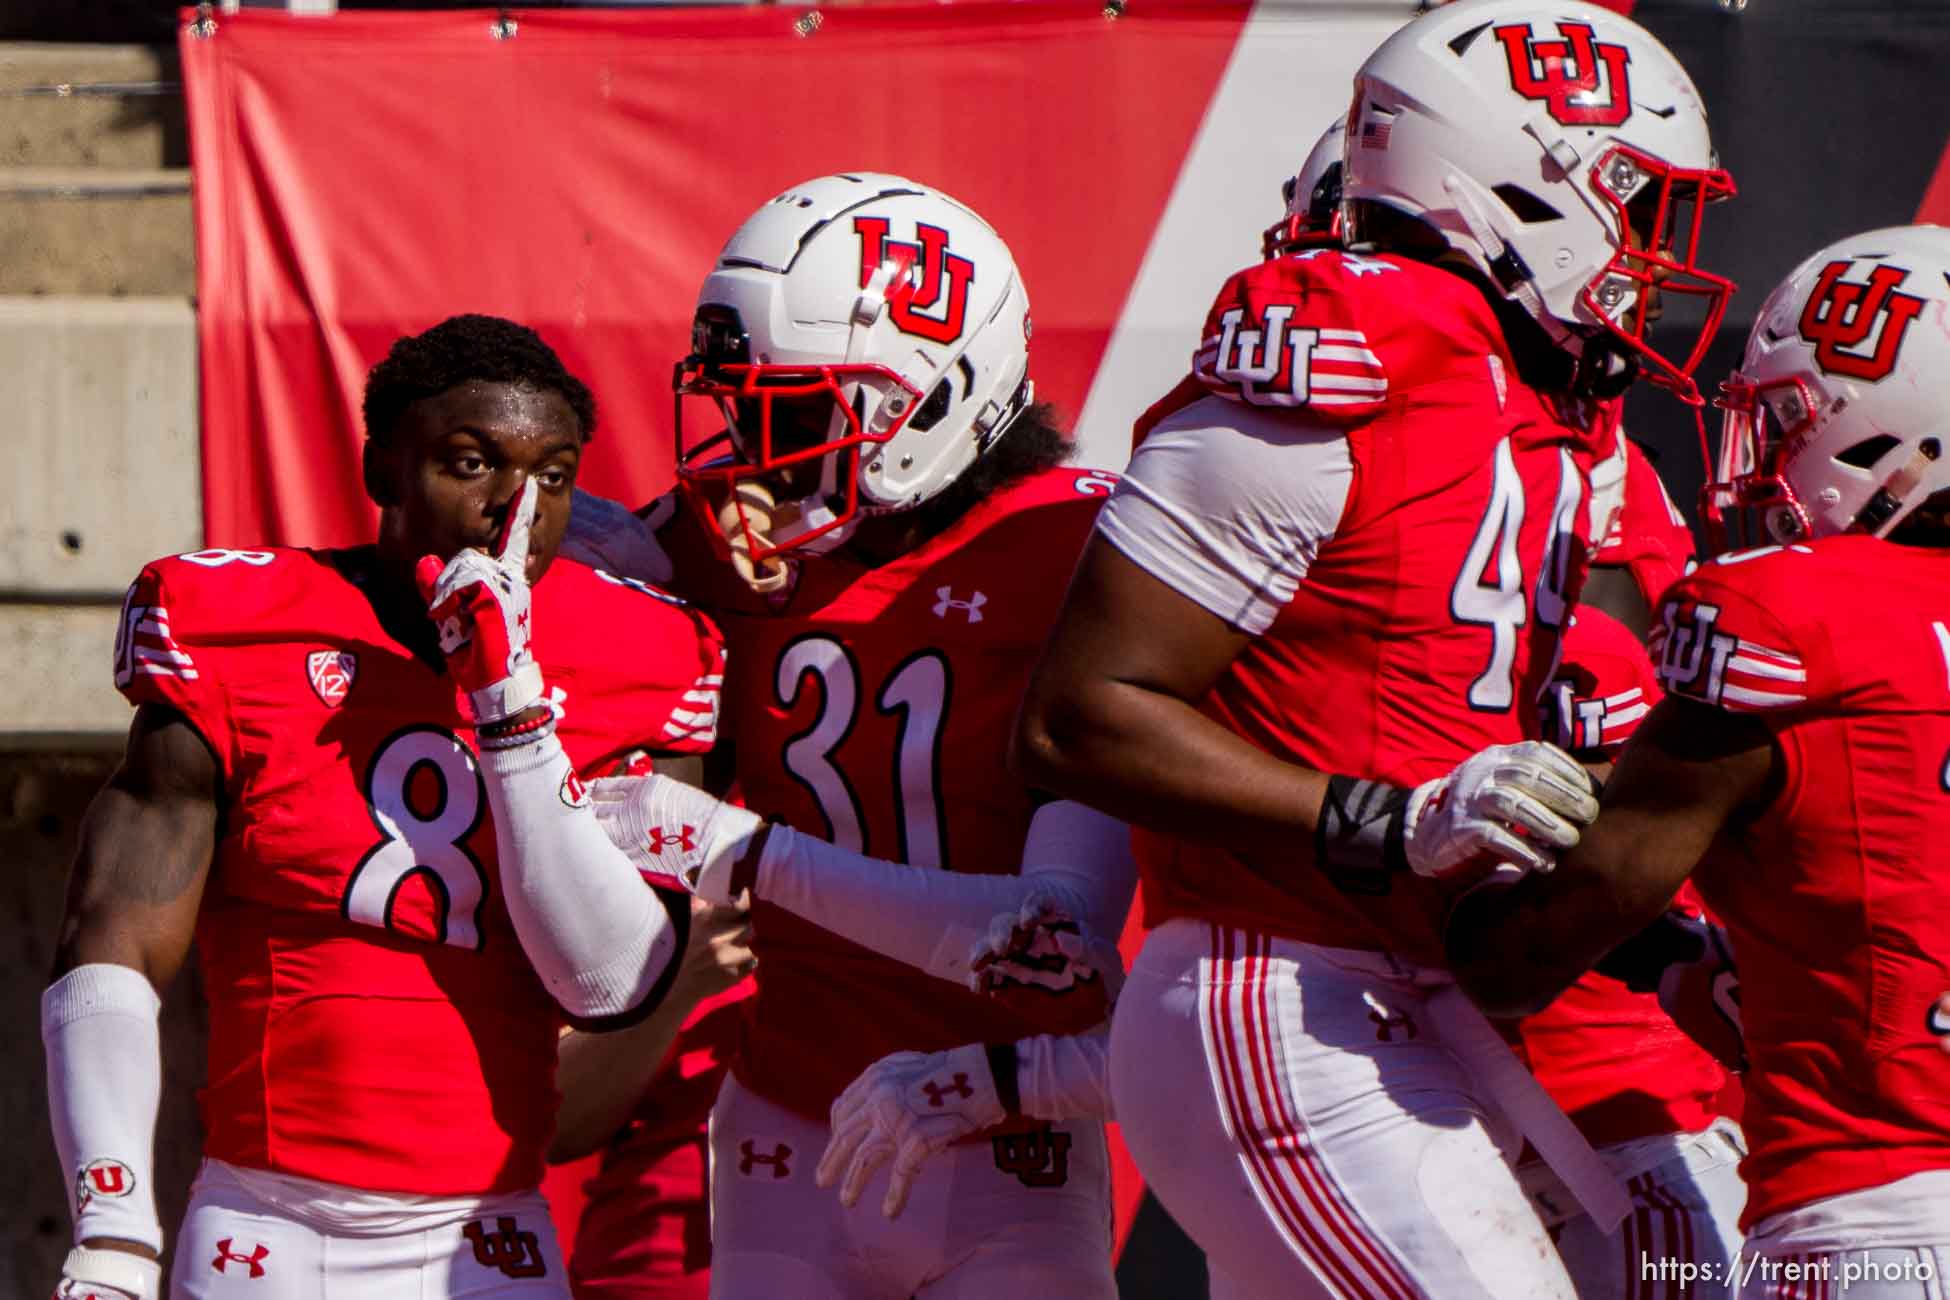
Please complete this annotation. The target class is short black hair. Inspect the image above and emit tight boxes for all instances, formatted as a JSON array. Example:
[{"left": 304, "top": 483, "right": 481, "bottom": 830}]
[{"left": 362, "top": 314, "right": 598, "bottom": 447}]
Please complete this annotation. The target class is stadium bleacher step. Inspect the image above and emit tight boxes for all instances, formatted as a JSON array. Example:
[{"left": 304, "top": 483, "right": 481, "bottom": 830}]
[{"left": 0, "top": 42, "right": 192, "bottom": 296}]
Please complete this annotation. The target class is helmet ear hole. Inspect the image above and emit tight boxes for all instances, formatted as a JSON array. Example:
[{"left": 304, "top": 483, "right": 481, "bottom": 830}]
[
  {"left": 1491, "top": 184, "right": 1562, "bottom": 225},
  {"left": 907, "top": 378, "right": 954, "bottom": 432},
  {"left": 1834, "top": 434, "right": 1901, "bottom": 469}
]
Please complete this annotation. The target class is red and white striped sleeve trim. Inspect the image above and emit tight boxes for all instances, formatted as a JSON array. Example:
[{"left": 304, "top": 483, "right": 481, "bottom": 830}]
[
  {"left": 1194, "top": 325, "right": 1386, "bottom": 412},
  {"left": 1595, "top": 685, "right": 1650, "bottom": 745},
  {"left": 1717, "top": 638, "right": 1808, "bottom": 711},
  {"left": 1305, "top": 328, "right": 1388, "bottom": 408},
  {"left": 123, "top": 603, "right": 199, "bottom": 682},
  {"left": 658, "top": 671, "right": 721, "bottom": 750}
]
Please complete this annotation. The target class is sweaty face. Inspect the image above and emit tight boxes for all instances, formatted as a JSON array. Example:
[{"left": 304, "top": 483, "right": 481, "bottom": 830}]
[{"left": 373, "top": 380, "right": 583, "bottom": 585}]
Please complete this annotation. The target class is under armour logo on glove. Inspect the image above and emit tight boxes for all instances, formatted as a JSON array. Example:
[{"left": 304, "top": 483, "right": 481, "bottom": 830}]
[
  {"left": 921, "top": 1073, "right": 974, "bottom": 1107},
  {"left": 210, "top": 1241, "right": 269, "bottom": 1279},
  {"left": 588, "top": 774, "right": 762, "bottom": 905},
  {"left": 738, "top": 1139, "right": 793, "bottom": 1178},
  {"left": 647, "top": 825, "right": 697, "bottom": 854},
  {"left": 818, "top": 1043, "right": 1006, "bottom": 1219}
]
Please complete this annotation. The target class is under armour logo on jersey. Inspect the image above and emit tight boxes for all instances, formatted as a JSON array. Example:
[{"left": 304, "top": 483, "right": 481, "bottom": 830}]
[
  {"left": 211, "top": 1240, "right": 269, "bottom": 1279},
  {"left": 933, "top": 587, "right": 986, "bottom": 622},
  {"left": 1363, "top": 992, "right": 1417, "bottom": 1042},
  {"left": 305, "top": 649, "right": 358, "bottom": 708},
  {"left": 992, "top": 1126, "right": 1072, "bottom": 1188},
  {"left": 921, "top": 1073, "right": 975, "bottom": 1107},
  {"left": 1798, "top": 260, "right": 1927, "bottom": 382},
  {"left": 647, "top": 824, "right": 696, "bottom": 854},
  {"left": 854, "top": 215, "right": 975, "bottom": 345},
  {"left": 463, "top": 1217, "right": 547, "bottom": 1279},
  {"left": 738, "top": 1140, "right": 793, "bottom": 1178},
  {"left": 75, "top": 1158, "right": 135, "bottom": 1206},
  {"left": 1495, "top": 21, "right": 1632, "bottom": 128}
]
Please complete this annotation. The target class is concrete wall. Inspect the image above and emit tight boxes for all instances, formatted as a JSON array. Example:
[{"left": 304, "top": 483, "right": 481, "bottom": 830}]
[{"left": 0, "top": 296, "right": 199, "bottom": 745}]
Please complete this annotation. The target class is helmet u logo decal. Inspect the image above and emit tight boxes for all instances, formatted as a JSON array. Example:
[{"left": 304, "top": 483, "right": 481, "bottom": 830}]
[
  {"left": 854, "top": 216, "right": 975, "bottom": 344},
  {"left": 1495, "top": 22, "right": 1633, "bottom": 128},
  {"left": 1798, "top": 261, "right": 1926, "bottom": 382}
]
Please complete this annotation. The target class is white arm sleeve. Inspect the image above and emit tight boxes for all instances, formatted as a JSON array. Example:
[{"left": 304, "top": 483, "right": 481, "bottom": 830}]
[
  {"left": 1017, "top": 1023, "right": 1115, "bottom": 1122},
  {"left": 1095, "top": 396, "right": 1353, "bottom": 634},
  {"left": 480, "top": 733, "right": 682, "bottom": 1019},
  {"left": 43, "top": 963, "right": 165, "bottom": 1253},
  {"left": 754, "top": 799, "right": 1137, "bottom": 987}
]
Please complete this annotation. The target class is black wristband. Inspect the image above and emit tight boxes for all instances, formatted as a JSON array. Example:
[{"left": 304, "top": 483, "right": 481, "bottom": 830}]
[
  {"left": 1313, "top": 774, "right": 1412, "bottom": 896},
  {"left": 985, "top": 1041, "right": 1023, "bottom": 1117}
]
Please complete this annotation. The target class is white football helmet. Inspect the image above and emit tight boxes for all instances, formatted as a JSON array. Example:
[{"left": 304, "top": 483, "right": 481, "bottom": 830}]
[
  {"left": 1342, "top": 0, "right": 1734, "bottom": 401},
  {"left": 1707, "top": 225, "right": 1950, "bottom": 547},
  {"left": 674, "top": 173, "right": 1033, "bottom": 570},
  {"left": 1264, "top": 117, "right": 1346, "bottom": 257}
]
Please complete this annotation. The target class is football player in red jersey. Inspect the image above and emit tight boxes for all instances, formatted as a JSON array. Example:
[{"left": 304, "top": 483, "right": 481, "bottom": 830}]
[
  {"left": 1011, "top": 2, "right": 1734, "bottom": 1296},
  {"left": 42, "top": 316, "right": 729, "bottom": 1300},
  {"left": 554, "top": 174, "right": 1140, "bottom": 1300},
  {"left": 1449, "top": 224, "right": 1950, "bottom": 1299}
]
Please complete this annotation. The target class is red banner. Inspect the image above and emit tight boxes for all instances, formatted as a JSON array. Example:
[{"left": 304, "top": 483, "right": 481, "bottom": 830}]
[{"left": 183, "top": 1, "right": 1254, "bottom": 547}]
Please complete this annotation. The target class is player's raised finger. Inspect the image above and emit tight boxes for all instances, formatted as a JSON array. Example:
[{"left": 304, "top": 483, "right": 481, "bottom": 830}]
[{"left": 496, "top": 476, "right": 539, "bottom": 574}]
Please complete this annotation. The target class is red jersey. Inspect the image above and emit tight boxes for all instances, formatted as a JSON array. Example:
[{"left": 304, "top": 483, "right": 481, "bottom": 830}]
[
  {"left": 113, "top": 545, "right": 722, "bottom": 1195},
  {"left": 1116, "top": 250, "right": 1608, "bottom": 964},
  {"left": 1656, "top": 536, "right": 1950, "bottom": 1225},
  {"left": 1511, "top": 605, "right": 1726, "bottom": 1148},
  {"left": 664, "top": 467, "right": 1116, "bottom": 1121},
  {"left": 1593, "top": 438, "right": 1697, "bottom": 608}
]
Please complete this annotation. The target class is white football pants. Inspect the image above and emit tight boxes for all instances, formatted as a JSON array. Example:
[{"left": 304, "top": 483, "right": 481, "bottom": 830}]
[
  {"left": 704, "top": 1073, "right": 1114, "bottom": 1300},
  {"left": 1110, "top": 919, "right": 1580, "bottom": 1300},
  {"left": 171, "top": 1158, "right": 566, "bottom": 1299}
]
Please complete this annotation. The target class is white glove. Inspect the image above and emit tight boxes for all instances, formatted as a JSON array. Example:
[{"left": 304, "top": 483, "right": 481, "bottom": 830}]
[
  {"left": 587, "top": 774, "right": 762, "bottom": 904},
  {"left": 54, "top": 1247, "right": 160, "bottom": 1300},
  {"left": 968, "top": 889, "right": 1125, "bottom": 1005},
  {"left": 816, "top": 1043, "right": 1005, "bottom": 1219},
  {"left": 413, "top": 477, "right": 544, "bottom": 725},
  {"left": 1405, "top": 741, "right": 1599, "bottom": 880}
]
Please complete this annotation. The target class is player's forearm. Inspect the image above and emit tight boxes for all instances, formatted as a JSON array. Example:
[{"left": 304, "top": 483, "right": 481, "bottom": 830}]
[
  {"left": 756, "top": 800, "right": 1134, "bottom": 989},
  {"left": 1014, "top": 676, "right": 1331, "bottom": 862},
  {"left": 550, "top": 995, "right": 696, "bottom": 1163},
  {"left": 43, "top": 964, "right": 166, "bottom": 1257},
  {"left": 757, "top": 828, "right": 1066, "bottom": 985},
  {"left": 1446, "top": 803, "right": 1697, "bottom": 1015},
  {"left": 479, "top": 732, "right": 685, "bottom": 1020},
  {"left": 1010, "top": 1023, "right": 1114, "bottom": 1122}
]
